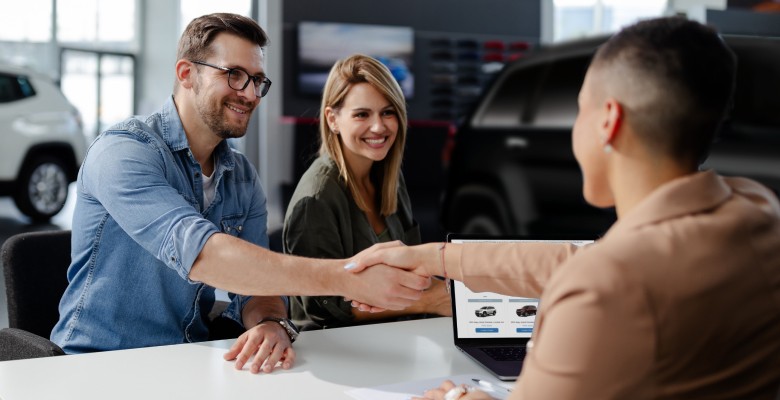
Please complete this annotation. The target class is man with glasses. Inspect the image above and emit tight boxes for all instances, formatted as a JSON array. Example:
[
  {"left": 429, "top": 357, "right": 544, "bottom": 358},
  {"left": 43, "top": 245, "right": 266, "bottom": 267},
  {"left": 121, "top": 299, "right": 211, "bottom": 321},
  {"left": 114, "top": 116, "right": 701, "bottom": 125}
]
[{"left": 51, "top": 13, "right": 428, "bottom": 375}]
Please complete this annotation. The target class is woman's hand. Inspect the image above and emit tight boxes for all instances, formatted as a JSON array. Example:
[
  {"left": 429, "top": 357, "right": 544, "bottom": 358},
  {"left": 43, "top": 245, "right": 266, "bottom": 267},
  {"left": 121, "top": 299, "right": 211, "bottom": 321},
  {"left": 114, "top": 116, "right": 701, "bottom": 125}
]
[{"left": 411, "top": 380, "right": 495, "bottom": 400}]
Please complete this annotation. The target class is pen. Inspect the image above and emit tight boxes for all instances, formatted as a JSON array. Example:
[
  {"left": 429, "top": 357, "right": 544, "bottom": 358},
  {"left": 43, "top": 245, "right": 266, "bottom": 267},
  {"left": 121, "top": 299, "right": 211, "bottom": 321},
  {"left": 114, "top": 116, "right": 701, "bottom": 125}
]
[{"left": 472, "top": 378, "right": 512, "bottom": 395}]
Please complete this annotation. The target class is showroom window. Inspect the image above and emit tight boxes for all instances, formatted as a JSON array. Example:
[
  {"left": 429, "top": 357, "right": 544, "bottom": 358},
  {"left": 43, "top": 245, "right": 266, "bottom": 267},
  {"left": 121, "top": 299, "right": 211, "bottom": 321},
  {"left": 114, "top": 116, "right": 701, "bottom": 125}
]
[
  {"left": 60, "top": 50, "right": 136, "bottom": 139},
  {"left": 553, "top": 0, "right": 667, "bottom": 42},
  {"left": 0, "top": 0, "right": 52, "bottom": 42},
  {"left": 57, "top": 0, "right": 137, "bottom": 48},
  {"left": 180, "top": 0, "right": 252, "bottom": 33},
  {"left": 57, "top": 0, "right": 138, "bottom": 140}
]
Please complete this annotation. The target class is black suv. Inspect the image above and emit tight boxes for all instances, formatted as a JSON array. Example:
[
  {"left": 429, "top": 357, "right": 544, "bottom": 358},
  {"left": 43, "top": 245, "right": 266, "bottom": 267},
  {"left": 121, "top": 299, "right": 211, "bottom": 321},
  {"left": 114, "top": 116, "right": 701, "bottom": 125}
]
[
  {"left": 441, "top": 35, "right": 780, "bottom": 236},
  {"left": 516, "top": 305, "right": 537, "bottom": 317}
]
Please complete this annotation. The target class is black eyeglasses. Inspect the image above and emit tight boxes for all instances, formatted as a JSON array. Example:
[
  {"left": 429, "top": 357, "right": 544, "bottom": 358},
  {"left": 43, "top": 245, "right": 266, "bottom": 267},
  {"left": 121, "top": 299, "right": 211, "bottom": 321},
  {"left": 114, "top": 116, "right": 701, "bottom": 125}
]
[{"left": 192, "top": 60, "right": 272, "bottom": 98}]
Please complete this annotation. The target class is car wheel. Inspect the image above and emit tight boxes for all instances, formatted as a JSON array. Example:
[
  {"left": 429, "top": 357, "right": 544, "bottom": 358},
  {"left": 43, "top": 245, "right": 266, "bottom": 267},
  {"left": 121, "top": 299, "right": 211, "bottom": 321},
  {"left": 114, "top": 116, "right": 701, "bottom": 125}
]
[{"left": 14, "top": 155, "right": 70, "bottom": 222}]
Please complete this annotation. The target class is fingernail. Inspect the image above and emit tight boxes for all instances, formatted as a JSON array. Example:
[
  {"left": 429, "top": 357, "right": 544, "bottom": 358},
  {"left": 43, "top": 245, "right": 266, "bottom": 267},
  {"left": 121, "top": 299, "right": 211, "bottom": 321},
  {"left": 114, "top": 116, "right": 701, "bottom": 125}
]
[{"left": 343, "top": 262, "right": 356, "bottom": 270}]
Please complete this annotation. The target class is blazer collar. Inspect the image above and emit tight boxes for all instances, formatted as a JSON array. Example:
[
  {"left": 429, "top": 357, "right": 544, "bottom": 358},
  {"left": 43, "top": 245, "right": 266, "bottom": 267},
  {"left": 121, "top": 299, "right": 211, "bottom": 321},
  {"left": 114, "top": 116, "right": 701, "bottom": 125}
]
[{"left": 608, "top": 170, "right": 732, "bottom": 235}]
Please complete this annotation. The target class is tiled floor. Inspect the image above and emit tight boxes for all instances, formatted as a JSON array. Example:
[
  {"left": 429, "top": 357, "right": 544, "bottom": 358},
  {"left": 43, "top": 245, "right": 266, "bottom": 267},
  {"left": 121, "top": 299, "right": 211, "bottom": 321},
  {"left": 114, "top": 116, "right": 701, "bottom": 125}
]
[{"left": 0, "top": 184, "right": 75, "bottom": 330}]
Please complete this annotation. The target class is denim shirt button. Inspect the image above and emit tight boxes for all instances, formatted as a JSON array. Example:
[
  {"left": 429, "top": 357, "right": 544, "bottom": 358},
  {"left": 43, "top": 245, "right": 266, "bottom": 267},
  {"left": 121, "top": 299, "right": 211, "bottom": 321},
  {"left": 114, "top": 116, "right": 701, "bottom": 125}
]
[
  {"left": 323, "top": 300, "right": 328, "bottom": 304},
  {"left": 237, "top": 225, "right": 242, "bottom": 232},
  {"left": 195, "top": 172, "right": 201, "bottom": 178},
  {"left": 171, "top": 256, "right": 176, "bottom": 262}
]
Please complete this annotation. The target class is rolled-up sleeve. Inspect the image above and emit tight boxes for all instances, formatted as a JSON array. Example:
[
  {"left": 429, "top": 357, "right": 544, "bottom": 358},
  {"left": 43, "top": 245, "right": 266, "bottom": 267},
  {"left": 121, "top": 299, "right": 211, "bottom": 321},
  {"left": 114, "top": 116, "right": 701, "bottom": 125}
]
[{"left": 82, "top": 131, "right": 219, "bottom": 281}]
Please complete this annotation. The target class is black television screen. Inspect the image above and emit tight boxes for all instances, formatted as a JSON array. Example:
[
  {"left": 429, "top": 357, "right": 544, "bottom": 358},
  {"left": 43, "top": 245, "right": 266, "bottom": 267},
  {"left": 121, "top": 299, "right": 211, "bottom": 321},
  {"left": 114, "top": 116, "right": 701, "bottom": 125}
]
[{"left": 297, "top": 21, "right": 414, "bottom": 98}]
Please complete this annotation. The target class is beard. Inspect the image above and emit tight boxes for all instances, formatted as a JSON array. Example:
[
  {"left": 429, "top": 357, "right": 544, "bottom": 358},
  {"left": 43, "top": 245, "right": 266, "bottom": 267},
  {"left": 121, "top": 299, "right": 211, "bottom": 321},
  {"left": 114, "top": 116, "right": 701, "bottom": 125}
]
[{"left": 193, "top": 79, "right": 255, "bottom": 139}]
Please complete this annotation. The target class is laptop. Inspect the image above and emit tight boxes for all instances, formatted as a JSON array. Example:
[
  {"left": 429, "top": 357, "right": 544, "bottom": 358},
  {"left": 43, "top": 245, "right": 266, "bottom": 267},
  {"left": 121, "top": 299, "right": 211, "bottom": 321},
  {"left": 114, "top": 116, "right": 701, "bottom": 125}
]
[{"left": 448, "top": 233, "right": 595, "bottom": 381}]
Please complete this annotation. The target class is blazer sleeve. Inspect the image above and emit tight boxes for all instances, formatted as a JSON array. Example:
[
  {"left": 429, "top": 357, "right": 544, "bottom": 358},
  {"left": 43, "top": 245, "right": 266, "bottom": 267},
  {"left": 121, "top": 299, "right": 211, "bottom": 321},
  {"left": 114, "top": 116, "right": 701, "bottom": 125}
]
[
  {"left": 512, "top": 251, "right": 655, "bottom": 399},
  {"left": 456, "top": 242, "right": 582, "bottom": 298}
]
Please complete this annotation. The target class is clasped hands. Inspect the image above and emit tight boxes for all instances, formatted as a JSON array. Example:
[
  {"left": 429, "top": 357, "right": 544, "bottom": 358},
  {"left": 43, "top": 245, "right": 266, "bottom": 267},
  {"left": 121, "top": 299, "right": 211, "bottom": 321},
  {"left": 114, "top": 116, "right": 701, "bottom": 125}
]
[
  {"left": 346, "top": 243, "right": 495, "bottom": 400},
  {"left": 343, "top": 240, "right": 440, "bottom": 313}
]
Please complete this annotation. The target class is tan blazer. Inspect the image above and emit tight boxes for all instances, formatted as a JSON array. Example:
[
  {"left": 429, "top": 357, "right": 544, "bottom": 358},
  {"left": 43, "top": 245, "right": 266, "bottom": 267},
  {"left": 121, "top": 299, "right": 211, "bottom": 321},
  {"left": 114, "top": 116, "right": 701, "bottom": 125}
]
[{"left": 452, "top": 171, "right": 780, "bottom": 399}]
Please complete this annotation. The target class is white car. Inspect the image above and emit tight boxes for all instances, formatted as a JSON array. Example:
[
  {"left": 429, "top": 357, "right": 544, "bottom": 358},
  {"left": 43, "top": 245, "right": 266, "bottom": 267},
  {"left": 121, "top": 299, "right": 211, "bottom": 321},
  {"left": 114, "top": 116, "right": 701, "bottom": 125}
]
[{"left": 0, "top": 63, "right": 87, "bottom": 221}]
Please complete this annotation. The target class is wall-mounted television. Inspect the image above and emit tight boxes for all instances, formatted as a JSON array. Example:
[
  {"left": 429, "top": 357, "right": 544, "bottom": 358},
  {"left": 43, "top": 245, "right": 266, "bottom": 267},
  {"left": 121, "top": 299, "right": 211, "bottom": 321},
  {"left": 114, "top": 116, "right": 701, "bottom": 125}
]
[{"left": 297, "top": 21, "right": 414, "bottom": 98}]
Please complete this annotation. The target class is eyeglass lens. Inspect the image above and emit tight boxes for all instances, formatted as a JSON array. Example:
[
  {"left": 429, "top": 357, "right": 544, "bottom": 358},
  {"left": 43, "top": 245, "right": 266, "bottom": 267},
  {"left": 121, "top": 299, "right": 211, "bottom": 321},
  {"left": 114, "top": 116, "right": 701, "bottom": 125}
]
[{"left": 227, "top": 69, "right": 271, "bottom": 97}]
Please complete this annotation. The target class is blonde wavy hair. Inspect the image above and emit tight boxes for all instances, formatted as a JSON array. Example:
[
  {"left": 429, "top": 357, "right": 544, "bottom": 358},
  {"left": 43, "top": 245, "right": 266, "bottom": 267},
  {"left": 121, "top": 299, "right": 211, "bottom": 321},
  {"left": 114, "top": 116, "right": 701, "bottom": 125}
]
[{"left": 318, "top": 54, "right": 408, "bottom": 216}]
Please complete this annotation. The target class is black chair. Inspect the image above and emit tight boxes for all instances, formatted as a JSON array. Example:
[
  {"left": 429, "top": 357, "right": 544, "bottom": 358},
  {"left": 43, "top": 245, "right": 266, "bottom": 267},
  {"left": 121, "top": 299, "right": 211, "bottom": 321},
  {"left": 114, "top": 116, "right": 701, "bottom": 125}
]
[
  {"left": 0, "top": 327, "right": 64, "bottom": 361},
  {"left": 1, "top": 230, "right": 71, "bottom": 359}
]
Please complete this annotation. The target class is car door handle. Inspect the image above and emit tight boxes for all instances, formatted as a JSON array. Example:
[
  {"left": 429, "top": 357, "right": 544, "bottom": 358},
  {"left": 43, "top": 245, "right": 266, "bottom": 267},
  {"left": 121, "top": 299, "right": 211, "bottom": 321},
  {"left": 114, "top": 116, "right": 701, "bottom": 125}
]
[{"left": 506, "top": 136, "right": 528, "bottom": 149}]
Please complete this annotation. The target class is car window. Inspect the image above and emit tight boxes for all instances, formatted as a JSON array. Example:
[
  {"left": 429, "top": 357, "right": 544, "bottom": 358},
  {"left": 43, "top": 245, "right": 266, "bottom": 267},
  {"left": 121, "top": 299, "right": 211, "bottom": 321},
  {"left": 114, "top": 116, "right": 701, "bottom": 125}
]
[
  {"left": 728, "top": 39, "right": 780, "bottom": 129},
  {"left": 472, "top": 63, "right": 544, "bottom": 128},
  {"left": 529, "top": 55, "right": 590, "bottom": 128},
  {"left": 0, "top": 73, "right": 36, "bottom": 103}
]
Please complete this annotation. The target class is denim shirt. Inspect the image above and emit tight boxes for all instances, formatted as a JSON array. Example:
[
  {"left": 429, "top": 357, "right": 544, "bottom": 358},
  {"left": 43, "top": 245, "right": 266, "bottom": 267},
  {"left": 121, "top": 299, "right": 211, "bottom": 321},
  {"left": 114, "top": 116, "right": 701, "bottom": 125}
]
[{"left": 51, "top": 96, "right": 274, "bottom": 354}]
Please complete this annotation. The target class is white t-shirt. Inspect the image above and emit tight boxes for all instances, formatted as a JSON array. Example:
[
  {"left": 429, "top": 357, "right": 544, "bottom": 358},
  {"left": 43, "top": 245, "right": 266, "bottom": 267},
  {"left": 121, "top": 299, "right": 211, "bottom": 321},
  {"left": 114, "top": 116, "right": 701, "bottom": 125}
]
[{"left": 202, "top": 170, "right": 216, "bottom": 209}]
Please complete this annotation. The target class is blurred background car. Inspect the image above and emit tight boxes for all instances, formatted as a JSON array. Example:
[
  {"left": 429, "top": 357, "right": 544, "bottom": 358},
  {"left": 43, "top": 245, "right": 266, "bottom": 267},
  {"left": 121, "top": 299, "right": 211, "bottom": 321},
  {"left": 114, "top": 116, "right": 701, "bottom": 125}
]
[
  {"left": 440, "top": 34, "right": 780, "bottom": 237},
  {"left": 0, "top": 64, "right": 87, "bottom": 222}
]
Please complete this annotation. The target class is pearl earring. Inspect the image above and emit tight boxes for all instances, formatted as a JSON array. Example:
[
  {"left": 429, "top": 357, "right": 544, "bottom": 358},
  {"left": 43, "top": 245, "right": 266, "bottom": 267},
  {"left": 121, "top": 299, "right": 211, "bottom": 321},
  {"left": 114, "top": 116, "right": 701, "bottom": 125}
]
[{"left": 603, "top": 144, "right": 613, "bottom": 154}]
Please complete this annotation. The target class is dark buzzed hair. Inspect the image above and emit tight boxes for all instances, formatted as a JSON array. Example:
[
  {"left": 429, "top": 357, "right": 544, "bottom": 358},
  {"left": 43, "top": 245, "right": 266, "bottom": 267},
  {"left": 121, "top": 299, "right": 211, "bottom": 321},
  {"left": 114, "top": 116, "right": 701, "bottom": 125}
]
[
  {"left": 593, "top": 17, "right": 736, "bottom": 166},
  {"left": 176, "top": 12, "right": 269, "bottom": 65}
]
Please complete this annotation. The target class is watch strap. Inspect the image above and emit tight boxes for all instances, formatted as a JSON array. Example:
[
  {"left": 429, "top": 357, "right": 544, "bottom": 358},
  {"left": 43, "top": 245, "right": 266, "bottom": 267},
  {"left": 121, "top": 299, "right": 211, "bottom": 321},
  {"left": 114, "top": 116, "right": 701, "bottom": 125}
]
[{"left": 256, "top": 317, "right": 299, "bottom": 342}]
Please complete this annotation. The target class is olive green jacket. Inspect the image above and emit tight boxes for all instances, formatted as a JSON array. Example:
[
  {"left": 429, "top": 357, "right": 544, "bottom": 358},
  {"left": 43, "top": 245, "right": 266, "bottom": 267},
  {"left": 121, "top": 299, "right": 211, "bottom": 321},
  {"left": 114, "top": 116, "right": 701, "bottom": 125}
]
[{"left": 283, "top": 155, "right": 421, "bottom": 329}]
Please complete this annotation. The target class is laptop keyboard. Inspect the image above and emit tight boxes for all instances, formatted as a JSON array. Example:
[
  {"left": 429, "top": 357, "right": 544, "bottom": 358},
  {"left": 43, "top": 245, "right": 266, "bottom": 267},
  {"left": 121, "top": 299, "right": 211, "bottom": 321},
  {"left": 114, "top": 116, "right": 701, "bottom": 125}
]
[{"left": 481, "top": 346, "right": 527, "bottom": 361}]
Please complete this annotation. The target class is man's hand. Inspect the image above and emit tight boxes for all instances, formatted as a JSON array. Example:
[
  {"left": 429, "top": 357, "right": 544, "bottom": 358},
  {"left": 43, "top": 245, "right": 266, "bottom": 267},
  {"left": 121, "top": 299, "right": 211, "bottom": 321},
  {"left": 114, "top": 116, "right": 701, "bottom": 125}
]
[
  {"left": 342, "top": 262, "right": 431, "bottom": 311},
  {"left": 346, "top": 241, "right": 440, "bottom": 276},
  {"left": 350, "top": 277, "right": 452, "bottom": 314},
  {"left": 223, "top": 321, "right": 295, "bottom": 374},
  {"left": 342, "top": 241, "right": 443, "bottom": 313}
]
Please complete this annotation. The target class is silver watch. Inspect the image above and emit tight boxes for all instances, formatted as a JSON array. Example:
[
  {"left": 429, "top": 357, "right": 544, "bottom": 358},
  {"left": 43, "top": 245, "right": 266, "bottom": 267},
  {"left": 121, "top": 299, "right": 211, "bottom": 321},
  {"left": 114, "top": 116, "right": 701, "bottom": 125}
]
[{"left": 257, "top": 317, "right": 300, "bottom": 342}]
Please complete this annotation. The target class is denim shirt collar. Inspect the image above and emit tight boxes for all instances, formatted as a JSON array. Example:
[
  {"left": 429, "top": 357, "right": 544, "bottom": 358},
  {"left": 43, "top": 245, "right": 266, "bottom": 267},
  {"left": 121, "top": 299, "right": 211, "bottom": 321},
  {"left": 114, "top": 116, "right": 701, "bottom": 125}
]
[{"left": 163, "top": 95, "right": 236, "bottom": 172}]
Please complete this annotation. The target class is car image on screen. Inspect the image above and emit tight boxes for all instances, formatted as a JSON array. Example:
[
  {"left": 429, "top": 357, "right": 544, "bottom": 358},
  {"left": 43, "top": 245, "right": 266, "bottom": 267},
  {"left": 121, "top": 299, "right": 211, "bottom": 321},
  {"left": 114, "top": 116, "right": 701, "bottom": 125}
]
[
  {"left": 475, "top": 306, "right": 497, "bottom": 317},
  {"left": 516, "top": 305, "right": 537, "bottom": 318}
]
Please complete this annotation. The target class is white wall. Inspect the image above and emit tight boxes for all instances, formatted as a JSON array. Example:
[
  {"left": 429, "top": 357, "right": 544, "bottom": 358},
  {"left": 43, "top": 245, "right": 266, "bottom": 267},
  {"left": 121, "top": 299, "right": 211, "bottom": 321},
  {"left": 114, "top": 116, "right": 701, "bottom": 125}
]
[
  {"left": 137, "top": 1, "right": 180, "bottom": 116},
  {"left": 256, "top": 0, "right": 288, "bottom": 232}
]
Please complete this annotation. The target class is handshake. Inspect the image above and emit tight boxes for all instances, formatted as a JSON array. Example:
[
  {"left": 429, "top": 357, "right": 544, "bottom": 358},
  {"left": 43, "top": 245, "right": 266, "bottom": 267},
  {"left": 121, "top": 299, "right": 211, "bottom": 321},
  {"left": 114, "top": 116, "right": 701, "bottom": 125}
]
[{"left": 338, "top": 241, "right": 455, "bottom": 313}]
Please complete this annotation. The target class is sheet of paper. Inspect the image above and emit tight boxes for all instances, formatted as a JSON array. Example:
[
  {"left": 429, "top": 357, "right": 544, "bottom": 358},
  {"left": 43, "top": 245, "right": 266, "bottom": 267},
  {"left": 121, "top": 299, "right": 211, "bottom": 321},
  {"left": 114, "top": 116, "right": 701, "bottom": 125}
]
[{"left": 345, "top": 374, "right": 513, "bottom": 400}]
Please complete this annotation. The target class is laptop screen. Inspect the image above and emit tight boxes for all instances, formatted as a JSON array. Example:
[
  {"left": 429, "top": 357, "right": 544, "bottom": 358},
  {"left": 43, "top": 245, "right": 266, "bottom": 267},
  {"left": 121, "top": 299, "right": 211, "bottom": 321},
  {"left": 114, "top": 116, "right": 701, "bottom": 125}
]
[{"left": 449, "top": 236, "right": 594, "bottom": 340}]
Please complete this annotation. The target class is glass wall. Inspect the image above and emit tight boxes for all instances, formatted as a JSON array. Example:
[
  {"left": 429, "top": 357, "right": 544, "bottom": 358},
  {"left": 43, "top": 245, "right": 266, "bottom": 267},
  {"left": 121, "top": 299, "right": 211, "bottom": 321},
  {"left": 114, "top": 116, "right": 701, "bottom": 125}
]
[
  {"left": 553, "top": 0, "right": 668, "bottom": 42},
  {"left": 180, "top": 0, "right": 252, "bottom": 33}
]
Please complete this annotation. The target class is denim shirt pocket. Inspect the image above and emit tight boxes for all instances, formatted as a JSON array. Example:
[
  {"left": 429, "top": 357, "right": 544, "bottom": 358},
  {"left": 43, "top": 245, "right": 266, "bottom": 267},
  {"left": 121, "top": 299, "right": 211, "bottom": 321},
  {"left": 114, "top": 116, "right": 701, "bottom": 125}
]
[{"left": 220, "top": 214, "right": 247, "bottom": 237}]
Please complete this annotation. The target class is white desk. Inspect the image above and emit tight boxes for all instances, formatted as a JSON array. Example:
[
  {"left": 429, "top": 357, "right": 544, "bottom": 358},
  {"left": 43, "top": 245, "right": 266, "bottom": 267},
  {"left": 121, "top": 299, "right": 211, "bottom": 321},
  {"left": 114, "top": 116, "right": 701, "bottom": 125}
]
[{"left": 0, "top": 317, "right": 496, "bottom": 399}]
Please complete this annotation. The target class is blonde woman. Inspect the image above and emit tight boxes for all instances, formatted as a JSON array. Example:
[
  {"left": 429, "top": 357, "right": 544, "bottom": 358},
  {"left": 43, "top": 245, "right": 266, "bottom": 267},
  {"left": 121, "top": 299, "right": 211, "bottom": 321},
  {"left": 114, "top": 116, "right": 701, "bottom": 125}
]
[{"left": 283, "top": 54, "right": 451, "bottom": 329}]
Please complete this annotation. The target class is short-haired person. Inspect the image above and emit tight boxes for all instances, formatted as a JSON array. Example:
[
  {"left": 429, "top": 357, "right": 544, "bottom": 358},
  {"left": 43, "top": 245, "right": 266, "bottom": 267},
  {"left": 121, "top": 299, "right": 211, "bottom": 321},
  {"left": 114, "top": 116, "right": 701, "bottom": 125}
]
[
  {"left": 283, "top": 54, "right": 451, "bottom": 330},
  {"left": 51, "top": 13, "right": 429, "bottom": 374},
  {"left": 353, "top": 17, "right": 780, "bottom": 399}
]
